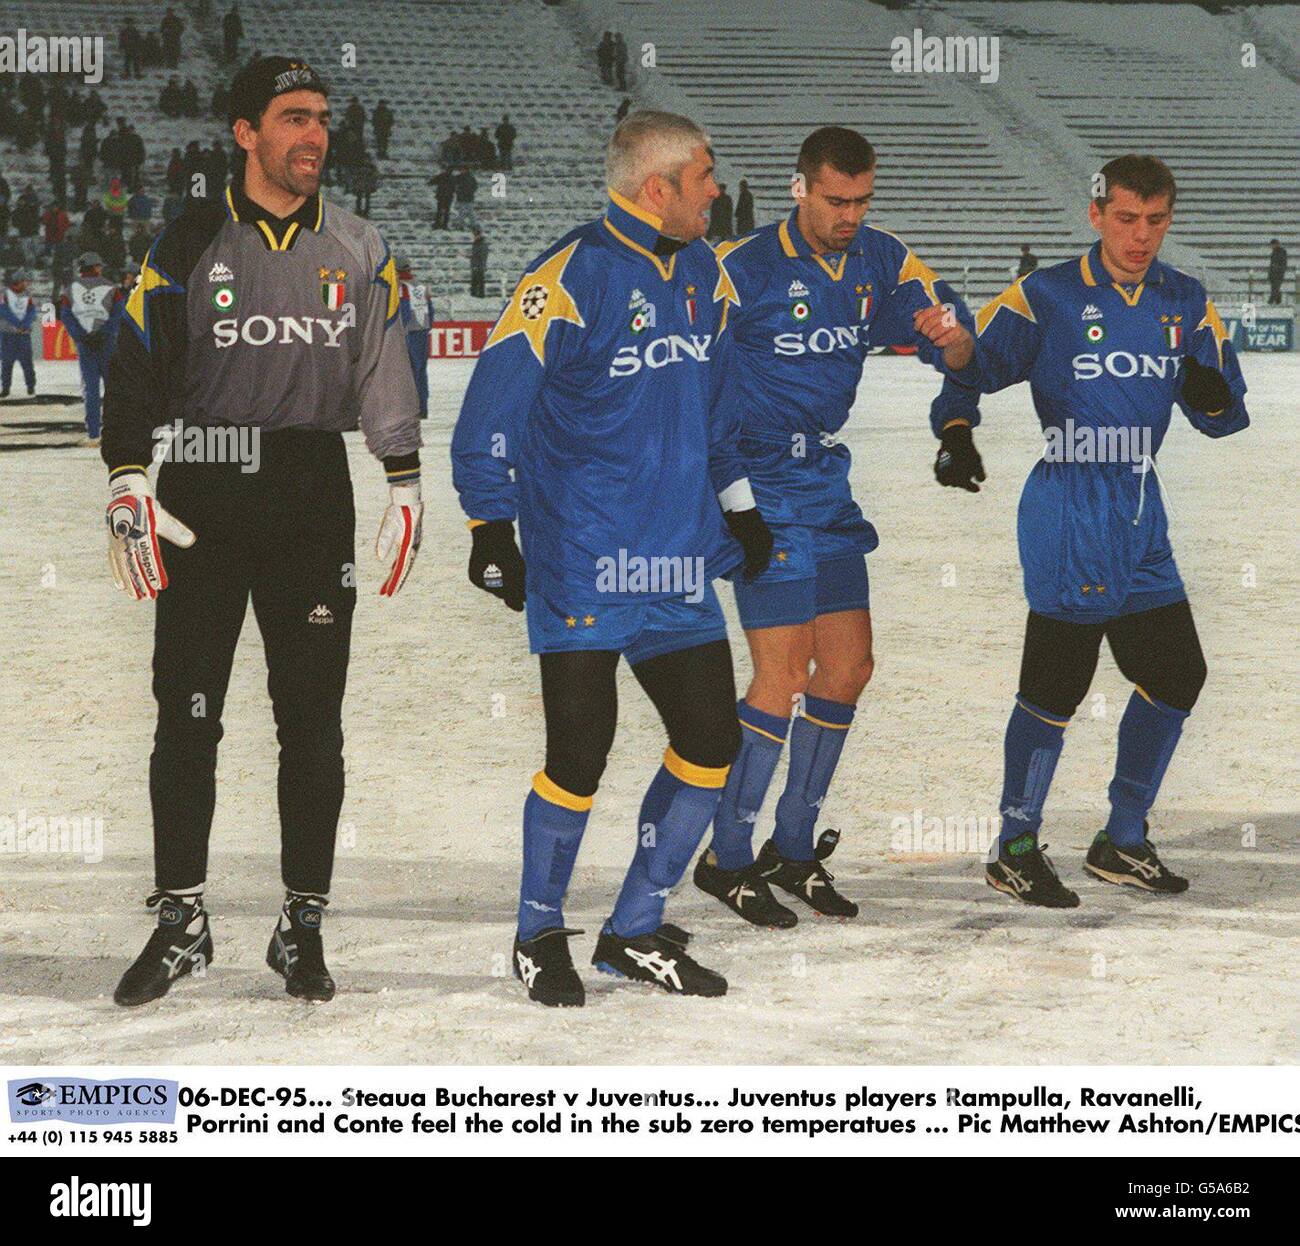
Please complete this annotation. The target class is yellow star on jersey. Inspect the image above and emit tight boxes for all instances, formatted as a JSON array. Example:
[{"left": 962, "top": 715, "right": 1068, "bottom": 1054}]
[
  {"left": 975, "top": 277, "right": 1036, "bottom": 336},
  {"left": 126, "top": 248, "right": 182, "bottom": 347},
  {"left": 485, "top": 241, "right": 585, "bottom": 365},
  {"left": 897, "top": 249, "right": 942, "bottom": 306},
  {"left": 583, "top": 615, "right": 596, "bottom": 627},
  {"left": 1196, "top": 297, "right": 1229, "bottom": 367},
  {"left": 565, "top": 616, "right": 577, "bottom": 628},
  {"left": 711, "top": 236, "right": 756, "bottom": 329}
]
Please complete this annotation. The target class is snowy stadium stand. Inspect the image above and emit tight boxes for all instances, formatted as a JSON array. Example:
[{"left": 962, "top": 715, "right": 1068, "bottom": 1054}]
[{"left": 0, "top": 0, "right": 1295, "bottom": 308}]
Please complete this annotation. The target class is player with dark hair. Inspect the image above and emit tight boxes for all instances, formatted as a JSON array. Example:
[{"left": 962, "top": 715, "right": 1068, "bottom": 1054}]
[
  {"left": 933, "top": 154, "right": 1249, "bottom": 905},
  {"left": 106, "top": 56, "right": 423, "bottom": 1006},
  {"left": 452, "top": 110, "right": 772, "bottom": 1005},
  {"left": 695, "top": 125, "right": 976, "bottom": 926}
]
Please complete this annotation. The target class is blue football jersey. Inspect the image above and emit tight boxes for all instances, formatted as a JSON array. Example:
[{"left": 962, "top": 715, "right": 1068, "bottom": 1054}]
[
  {"left": 716, "top": 210, "right": 974, "bottom": 538},
  {"left": 451, "top": 192, "right": 749, "bottom": 604}
]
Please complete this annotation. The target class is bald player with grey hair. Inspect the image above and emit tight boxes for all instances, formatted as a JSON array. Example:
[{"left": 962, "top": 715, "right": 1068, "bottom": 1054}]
[
  {"left": 451, "top": 109, "right": 773, "bottom": 1005},
  {"left": 604, "top": 109, "right": 713, "bottom": 200}
]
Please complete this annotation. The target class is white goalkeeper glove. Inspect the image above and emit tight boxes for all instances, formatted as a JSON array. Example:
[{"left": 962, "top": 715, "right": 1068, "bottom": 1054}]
[
  {"left": 105, "top": 470, "right": 196, "bottom": 600},
  {"left": 376, "top": 480, "right": 423, "bottom": 597}
]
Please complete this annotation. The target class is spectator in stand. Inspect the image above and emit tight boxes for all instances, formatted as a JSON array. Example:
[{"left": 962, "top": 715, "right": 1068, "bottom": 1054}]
[
  {"left": 478, "top": 128, "right": 497, "bottom": 168},
  {"left": 470, "top": 226, "right": 488, "bottom": 298},
  {"left": 162, "top": 191, "right": 184, "bottom": 223},
  {"left": 182, "top": 80, "right": 201, "bottom": 117},
  {"left": 735, "top": 177, "right": 754, "bottom": 235},
  {"left": 140, "top": 30, "right": 163, "bottom": 69},
  {"left": 454, "top": 166, "right": 477, "bottom": 226},
  {"left": 52, "top": 233, "right": 77, "bottom": 301},
  {"left": 396, "top": 257, "right": 433, "bottom": 418},
  {"left": 12, "top": 185, "right": 39, "bottom": 237},
  {"left": 615, "top": 97, "right": 631, "bottom": 123},
  {"left": 0, "top": 234, "right": 24, "bottom": 272},
  {"left": 1017, "top": 243, "right": 1038, "bottom": 277},
  {"left": 80, "top": 199, "right": 108, "bottom": 251},
  {"left": 344, "top": 97, "right": 365, "bottom": 139},
  {"left": 42, "top": 199, "right": 71, "bottom": 255},
  {"left": 614, "top": 33, "right": 629, "bottom": 90},
  {"left": 100, "top": 217, "right": 127, "bottom": 274},
  {"left": 207, "top": 141, "right": 229, "bottom": 193},
  {"left": 122, "top": 124, "right": 146, "bottom": 193},
  {"left": 160, "top": 77, "right": 185, "bottom": 118},
  {"left": 161, "top": 8, "right": 184, "bottom": 68},
  {"left": 128, "top": 219, "right": 153, "bottom": 266},
  {"left": 120, "top": 18, "right": 142, "bottom": 79},
  {"left": 0, "top": 267, "right": 37, "bottom": 399},
  {"left": 79, "top": 121, "right": 97, "bottom": 176},
  {"left": 355, "top": 154, "right": 378, "bottom": 217},
  {"left": 373, "top": 100, "right": 394, "bottom": 159},
  {"left": 70, "top": 162, "right": 90, "bottom": 212},
  {"left": 432, "top": 166, "right": 454, "bottom": 230},
  {"left": 181, "top": 140, "right": 205, "bottom": 197},
  {"left": 222, "top": 4, "right": 243, "bottom": 63},
  {"left": 127, "top": 184, "right": 154, "bottom": 223},
  {"left": 211, "top": 83, "right": 230, "bottom": 121},
  {"left": 59, "top": 252, "right": 118, "bottom": 442},
  {"left": 102, "top": 176, "right": 128, "bottom": 218},
  {"left": 495, "top": 114, "right": 516, "bottom": 169},
  {"left": 708, "top": 182, "right": 733, "bottom": 241},
  {"left": 598, "top": 32, "right": 614, "bottom": 84},
  {"left": 166, "top": 148, "right": 185, "bottom": 197},
  {"left": 1267, "top": 239, "right": 1288, "bottom": 305}
]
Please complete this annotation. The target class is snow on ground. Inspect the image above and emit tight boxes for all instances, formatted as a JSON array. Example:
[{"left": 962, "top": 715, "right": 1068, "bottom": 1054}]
[{"left": 0, "top": 354, "right": 1296, "bottom": 1065}]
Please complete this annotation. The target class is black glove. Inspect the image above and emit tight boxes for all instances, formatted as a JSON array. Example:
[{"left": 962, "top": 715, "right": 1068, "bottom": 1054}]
[
  {"left": 1180, "top": 355, "right": 1232, "bottom": 414},
  {"left": 724, "top": 507, "right": 774, "bottom": 582},
  {"left": 468, "top": 519, "right": 525, "bottom": 611},
  {"left": 83, "top": 327, "right": 106, "bottom": 354},
  {"left": 934, "top": 422, "right": 986, "bottom": 492}
]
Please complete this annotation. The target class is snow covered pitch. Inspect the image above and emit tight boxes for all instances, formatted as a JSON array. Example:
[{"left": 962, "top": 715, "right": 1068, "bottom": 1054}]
[{"left": 1, "top": 353, "right": 1295, "bottom": 1065}]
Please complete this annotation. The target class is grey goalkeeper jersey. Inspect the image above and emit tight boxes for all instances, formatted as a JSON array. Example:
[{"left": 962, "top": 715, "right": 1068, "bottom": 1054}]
[{"left": 101, "top": 179, "right": 421, "bottom": 473}]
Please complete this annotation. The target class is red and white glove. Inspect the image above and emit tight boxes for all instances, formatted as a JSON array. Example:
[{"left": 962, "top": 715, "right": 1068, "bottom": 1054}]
[
  {"left": 376, "top": 481, "right": 423, "bottom": 597},
  {"left": 106, "top": 470, "right": 196, "bottom": 600}
]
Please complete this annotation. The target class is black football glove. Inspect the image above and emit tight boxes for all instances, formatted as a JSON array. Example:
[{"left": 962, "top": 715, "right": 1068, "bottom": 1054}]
[
  {"left": 1180, "top": 355, "right": 1232, "bottom": 414},
  {"left": 83, "top": 327, "right": 106, "bottom": 354},
  {"left": 468, "top": 519, "right": 525, "bottom": 611},
  {"left": 934, "top": 422, "right": 986, "bottom": 493},
  {"left": 724, "top": 507, "right": 774, "bottom": 582}
]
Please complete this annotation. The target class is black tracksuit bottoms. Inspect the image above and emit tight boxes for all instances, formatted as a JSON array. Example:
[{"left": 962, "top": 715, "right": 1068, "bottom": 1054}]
[{"left": 149, "top": 430, "right": 356, "bottom": 895}]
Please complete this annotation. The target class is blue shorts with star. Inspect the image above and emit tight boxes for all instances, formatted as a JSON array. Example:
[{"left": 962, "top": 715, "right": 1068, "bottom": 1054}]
[
  {"left": 731, "top": 523, "right": 871, "bottom": 631},
  {"left": 526, "top": 582, "right": 729, "bottom": 663}
]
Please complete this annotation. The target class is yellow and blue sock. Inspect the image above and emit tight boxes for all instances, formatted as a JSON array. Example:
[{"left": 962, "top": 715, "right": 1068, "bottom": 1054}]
[
  {"left": 708, "top": 699, "right": 790, "bottom": 870},
  {"left": 517, "top": 771, "right": 591, "bottom": 940},
  {"left": 773, "top": 694, "right": 855, "bottom": 862},
  {"left": 998, "top": 697, "right": 1068, "bottom": 850},
  {"left": 609, "top": 748, "right": 729, "bottom": 938},
  {"left": 1104, "top": 687, "right": 1188, "bottom": 849}
]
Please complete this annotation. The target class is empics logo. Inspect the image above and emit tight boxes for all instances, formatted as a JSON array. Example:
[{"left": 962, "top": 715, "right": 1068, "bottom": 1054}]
[
  {"left": 49, "top": 1178, "right": 151, "bottom": 1227},
  {"left": 14, "top": 1081, "right": 54, "bottom": 1106},
  {"left": 8, "top": 1077, "right": 178, "bottom": 1125}
]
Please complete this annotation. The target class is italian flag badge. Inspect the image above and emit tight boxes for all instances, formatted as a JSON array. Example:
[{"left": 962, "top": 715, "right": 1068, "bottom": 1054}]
[
  {"left": 1164, "top": 324, "right": 1182, "bottom": 348},
  {"left": 321, "top": 280, "right": 345, "bottom": 310},
  {"left": 791, "top": 299, "right": 810, "bottom": 322},
  {"left": 1085, "top": 323, "right": 1105, "bottom": 344}
]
